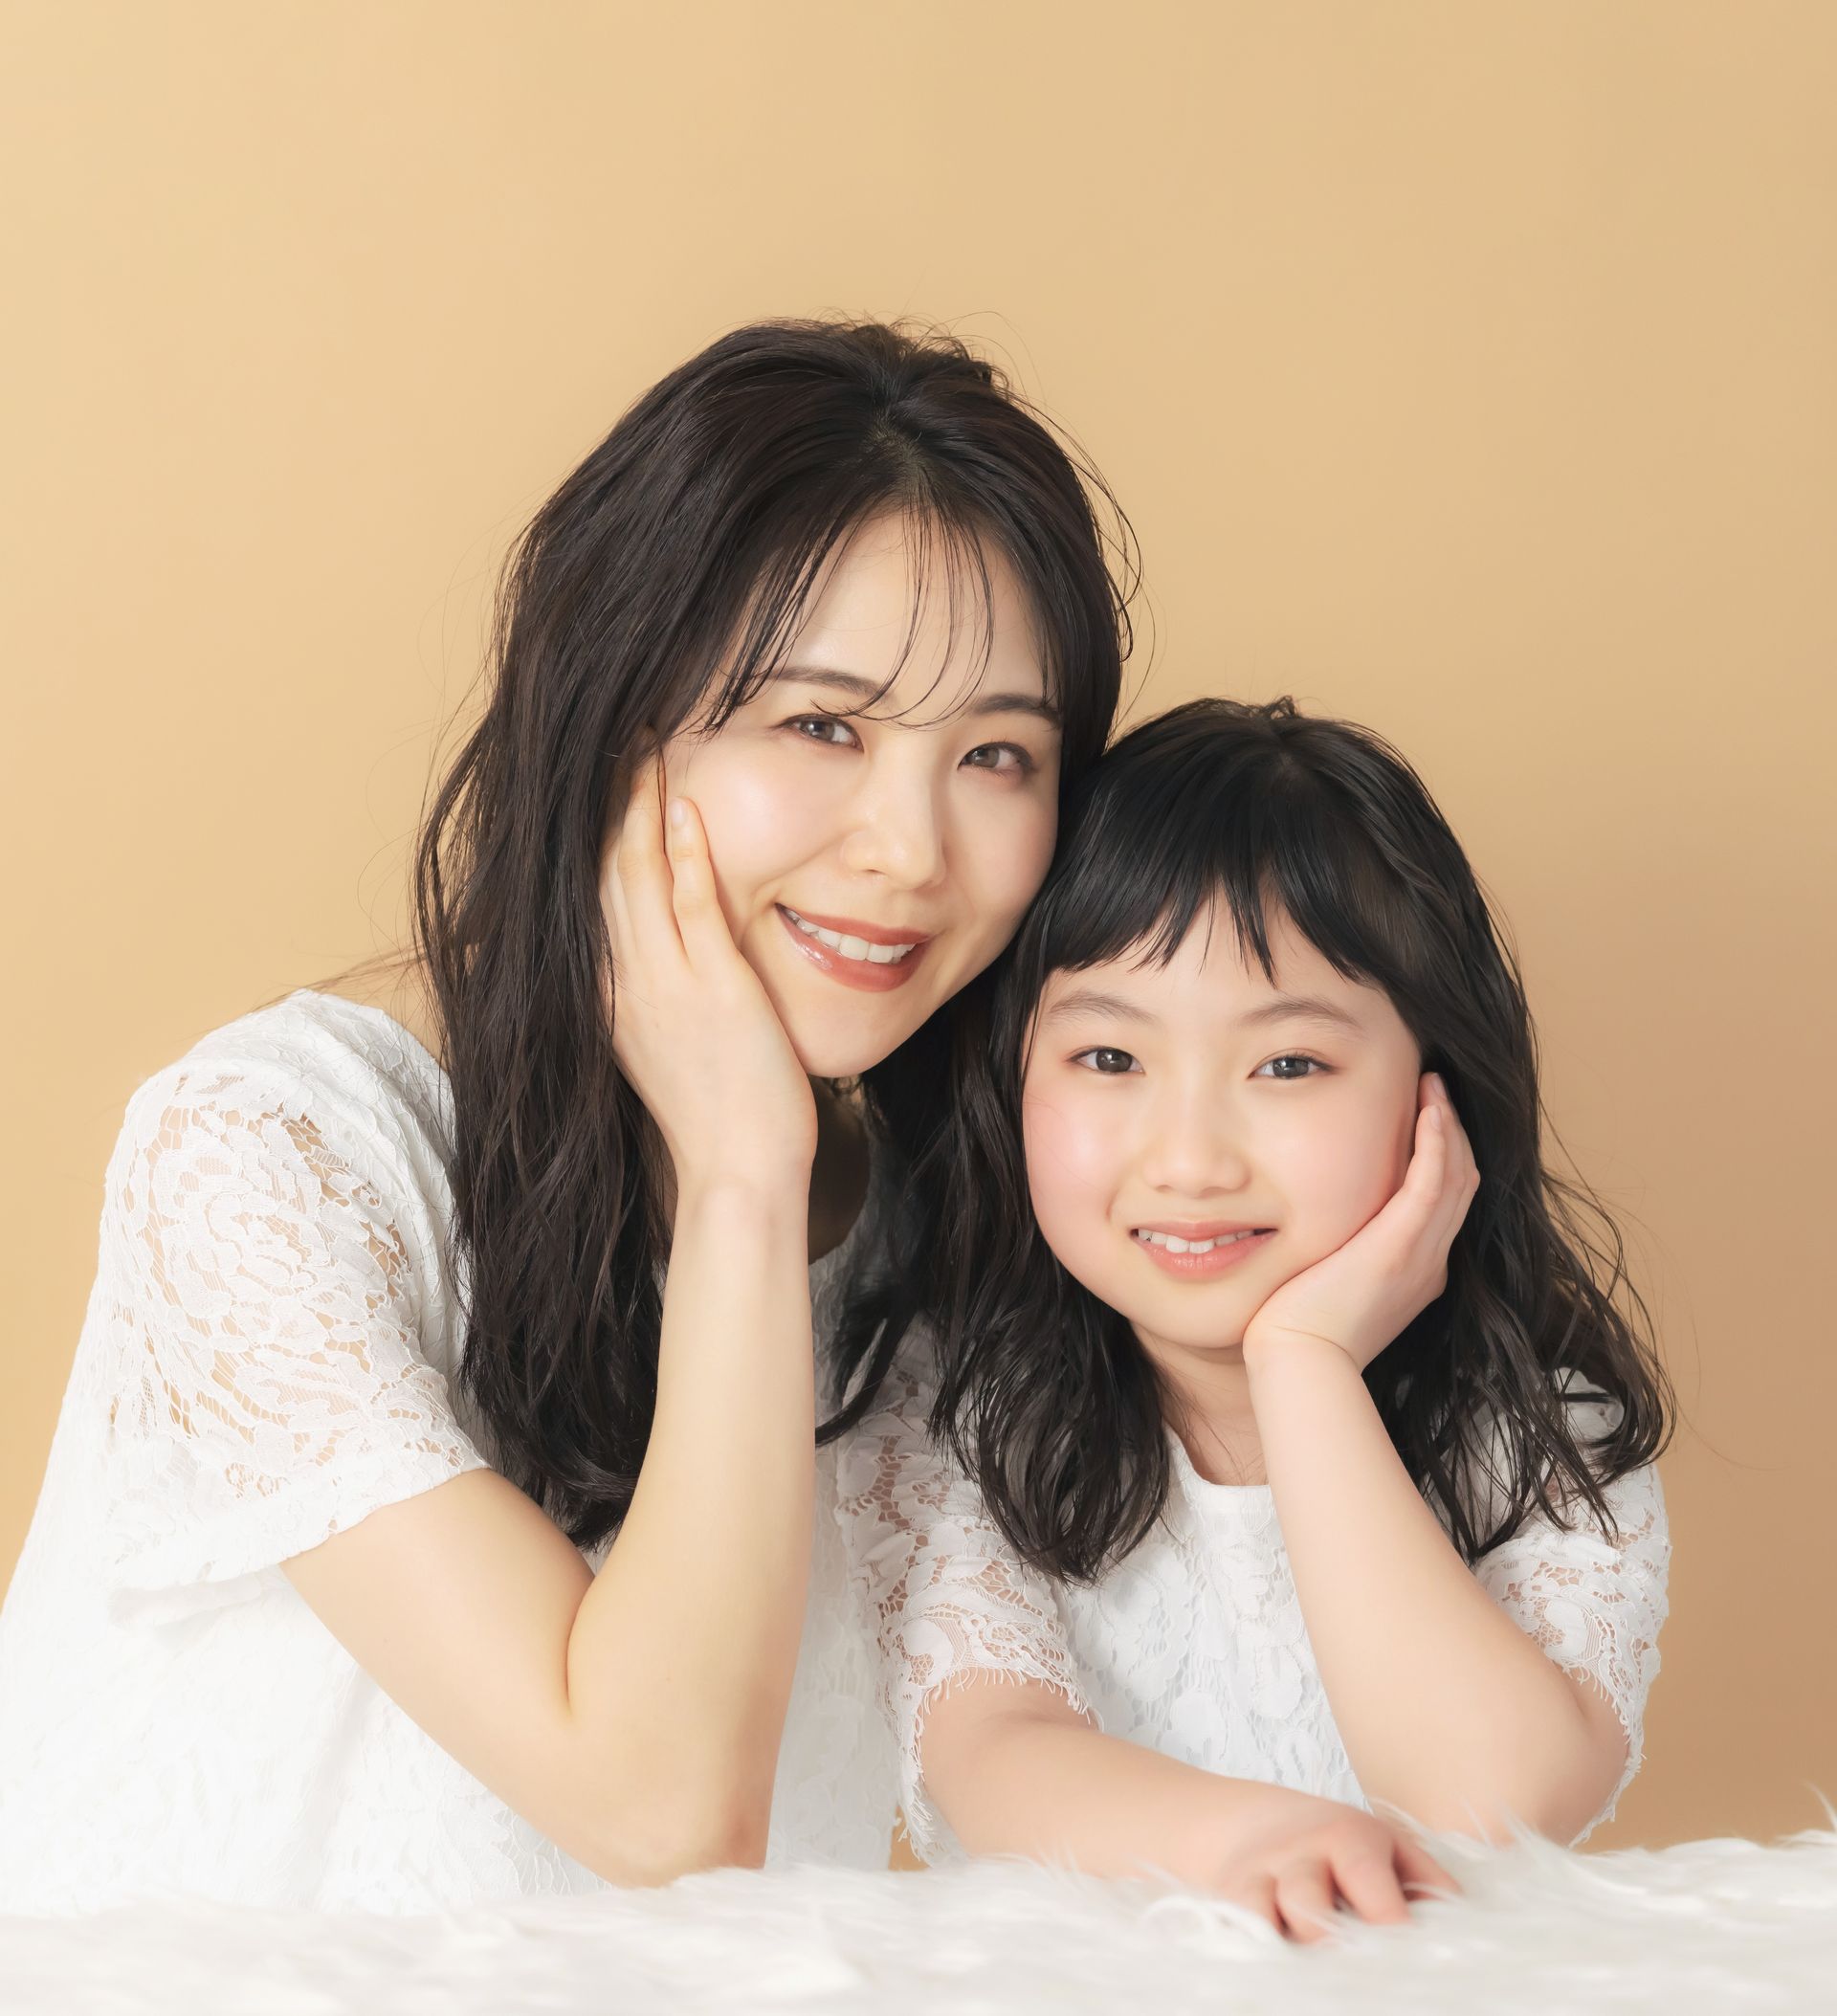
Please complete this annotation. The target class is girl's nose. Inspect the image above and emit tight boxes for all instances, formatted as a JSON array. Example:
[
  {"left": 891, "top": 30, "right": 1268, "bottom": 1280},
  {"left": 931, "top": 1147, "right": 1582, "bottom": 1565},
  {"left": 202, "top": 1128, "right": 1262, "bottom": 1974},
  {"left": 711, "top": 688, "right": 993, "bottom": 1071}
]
[
  {"left": 1138, "top": 1093, "right": 1253, "bottom": 1196},
  {"left": 837, "top": 772, "right": 947, "bottom": 890}
]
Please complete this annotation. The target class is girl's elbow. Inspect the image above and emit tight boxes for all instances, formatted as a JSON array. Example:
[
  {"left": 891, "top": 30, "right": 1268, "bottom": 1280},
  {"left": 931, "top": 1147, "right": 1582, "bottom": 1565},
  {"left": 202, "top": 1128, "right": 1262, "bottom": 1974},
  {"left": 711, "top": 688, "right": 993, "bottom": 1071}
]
[{"left": 1401, "top": 1768, "right": 1615, "bottom": 1849}]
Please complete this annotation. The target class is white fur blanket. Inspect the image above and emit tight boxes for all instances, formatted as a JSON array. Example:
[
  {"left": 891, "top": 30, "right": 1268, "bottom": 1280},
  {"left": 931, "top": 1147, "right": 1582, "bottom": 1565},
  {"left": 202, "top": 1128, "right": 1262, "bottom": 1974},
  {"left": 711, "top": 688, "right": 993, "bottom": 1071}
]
[{"left": 4, "top": 1823, "right": 1834, "bottom": 2014}]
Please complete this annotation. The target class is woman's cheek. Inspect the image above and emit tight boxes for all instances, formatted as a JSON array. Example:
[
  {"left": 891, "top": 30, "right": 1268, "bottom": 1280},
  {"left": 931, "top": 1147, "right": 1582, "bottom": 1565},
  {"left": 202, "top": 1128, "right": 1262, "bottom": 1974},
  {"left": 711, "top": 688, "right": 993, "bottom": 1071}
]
[
  {"left": 666, "top": 736, "right": 834, "bottom": 926},
  {"left": 966, "top": 795, "right": 1057, "bottom": 962}
]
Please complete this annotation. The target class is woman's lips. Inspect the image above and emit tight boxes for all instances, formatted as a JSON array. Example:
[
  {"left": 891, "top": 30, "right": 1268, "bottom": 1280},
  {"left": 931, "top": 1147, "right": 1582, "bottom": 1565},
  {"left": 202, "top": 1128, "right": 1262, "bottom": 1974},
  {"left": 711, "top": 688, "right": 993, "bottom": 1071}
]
[
  {"left": 1131, "top": 1227, "right": 1276, "bottom": 1278},
  {"left": 775, "top": 904, "right": 932, "bottom": 994}
]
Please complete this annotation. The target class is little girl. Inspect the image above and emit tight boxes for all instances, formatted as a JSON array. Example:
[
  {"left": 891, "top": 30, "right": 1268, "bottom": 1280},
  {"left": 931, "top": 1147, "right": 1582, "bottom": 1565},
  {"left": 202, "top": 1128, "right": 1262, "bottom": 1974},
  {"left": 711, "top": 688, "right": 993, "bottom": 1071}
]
[{"left": 835, "top": 696, "right": 1672, "bottom": 1938}]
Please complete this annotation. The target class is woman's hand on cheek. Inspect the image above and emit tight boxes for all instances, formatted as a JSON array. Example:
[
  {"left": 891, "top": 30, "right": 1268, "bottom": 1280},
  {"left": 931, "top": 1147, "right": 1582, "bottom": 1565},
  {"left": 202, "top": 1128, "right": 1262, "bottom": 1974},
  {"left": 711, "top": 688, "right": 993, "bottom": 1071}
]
[
  {"left": 1240, "top": 1074, "right": 1480, "bottom": 1378},
  {"left": 603, "top": 755, "right": 819, "bottom": 1198}
]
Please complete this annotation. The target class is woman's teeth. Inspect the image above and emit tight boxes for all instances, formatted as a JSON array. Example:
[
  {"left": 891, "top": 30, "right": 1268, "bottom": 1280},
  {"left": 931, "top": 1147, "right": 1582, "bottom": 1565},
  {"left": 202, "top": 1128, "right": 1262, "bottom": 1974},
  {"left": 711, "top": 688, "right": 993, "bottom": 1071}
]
[
  {"left": 783, "top": 907, "right": 917, "bottom": 965},
  {"left": 1133, "top": 1228, "right": 1264, "bottom": 1255}
]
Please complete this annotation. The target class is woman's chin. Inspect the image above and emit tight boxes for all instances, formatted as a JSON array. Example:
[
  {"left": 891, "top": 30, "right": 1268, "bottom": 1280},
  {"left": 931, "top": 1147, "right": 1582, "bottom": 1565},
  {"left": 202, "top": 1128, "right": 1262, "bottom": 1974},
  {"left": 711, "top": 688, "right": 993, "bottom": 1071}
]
[
  {"left": 780, "top": 1010, "right": 922, "bottom": 1083},
  {"left": 789, "top": 1035, "right": 913, "bottom": 1082}
]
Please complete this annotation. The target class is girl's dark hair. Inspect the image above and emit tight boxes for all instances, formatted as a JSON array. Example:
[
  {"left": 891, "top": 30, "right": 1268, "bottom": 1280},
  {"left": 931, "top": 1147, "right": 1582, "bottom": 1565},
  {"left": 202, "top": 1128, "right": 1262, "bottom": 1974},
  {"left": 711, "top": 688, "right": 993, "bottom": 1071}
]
[
  {"left": 414, "top": 318, "right": 1134, "bottom": 1550},
  {"left": 882, "top": 696, "right": 1673, "bottom": 1583}
]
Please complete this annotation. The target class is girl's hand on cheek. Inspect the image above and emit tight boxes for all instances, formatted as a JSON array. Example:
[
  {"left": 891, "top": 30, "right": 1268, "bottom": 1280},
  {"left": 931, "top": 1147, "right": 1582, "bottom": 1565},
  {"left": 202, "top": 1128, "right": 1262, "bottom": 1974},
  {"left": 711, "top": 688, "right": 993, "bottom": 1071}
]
[
  {"left": 1240, "top": 1074, "right": 1480, "bottom": 1378},
  {"left": 603, "top": 755, "right": 819, "bottom": 1198}
]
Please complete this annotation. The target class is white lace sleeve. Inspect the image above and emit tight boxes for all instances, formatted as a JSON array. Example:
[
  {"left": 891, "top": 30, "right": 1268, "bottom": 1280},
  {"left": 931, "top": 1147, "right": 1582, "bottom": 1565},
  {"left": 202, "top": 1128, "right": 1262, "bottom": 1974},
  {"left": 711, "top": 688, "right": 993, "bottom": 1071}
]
[
  {"left": 1468, "top": 1392, "right": 1671, "bottom": 1841},
  {"left": 834, "top": 1351, "right": 1096, "bottom": 1863},
  {"left": 100, "top": 1065, "right": 490, "bottom": 1623}
]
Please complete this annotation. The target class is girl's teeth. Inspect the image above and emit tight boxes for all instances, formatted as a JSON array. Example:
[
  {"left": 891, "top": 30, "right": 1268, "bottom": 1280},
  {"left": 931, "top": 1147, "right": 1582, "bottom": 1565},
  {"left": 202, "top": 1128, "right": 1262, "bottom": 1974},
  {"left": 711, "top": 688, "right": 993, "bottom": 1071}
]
[
  {"left": 1135, "top": 1228, "right": 1260, "bottom": 1254},
  {"left": 785, "top": 908, "right": 916, "bottom": 964}
]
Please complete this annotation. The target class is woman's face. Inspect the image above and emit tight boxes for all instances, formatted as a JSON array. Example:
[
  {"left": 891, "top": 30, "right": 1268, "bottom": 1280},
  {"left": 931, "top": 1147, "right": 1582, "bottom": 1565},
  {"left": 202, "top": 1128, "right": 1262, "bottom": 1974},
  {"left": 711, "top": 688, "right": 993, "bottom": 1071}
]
[
  {"left": 655, "top": 515, "right": 1063, "bottom": 1078},
  {"left": 1021, "top": 900, "right": 1424, "bottom": 1360}
]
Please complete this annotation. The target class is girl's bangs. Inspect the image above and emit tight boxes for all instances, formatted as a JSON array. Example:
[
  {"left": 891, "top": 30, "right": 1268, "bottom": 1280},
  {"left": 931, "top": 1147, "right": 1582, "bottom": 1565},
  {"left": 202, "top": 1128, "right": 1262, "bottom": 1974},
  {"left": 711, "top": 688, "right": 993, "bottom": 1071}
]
[{"left": 1034, "top": 763, "right": 1403, "bottom": 1001}]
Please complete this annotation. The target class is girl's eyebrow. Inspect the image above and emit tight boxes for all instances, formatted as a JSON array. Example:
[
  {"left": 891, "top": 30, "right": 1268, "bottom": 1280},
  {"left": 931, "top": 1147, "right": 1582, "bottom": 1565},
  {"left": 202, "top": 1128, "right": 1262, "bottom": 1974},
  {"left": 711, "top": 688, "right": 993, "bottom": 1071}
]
[
  {"left": 1042, "top": 987, "right": 1159, "bottom": 1025},
  {"left": 1043, "top": 987, "right": 1364, "bottom": 1034},
  {"left": 1237, "top": 994, "right": 1367, "bottom": 1035},
  {"left": 767, "top": 664, "right": 1061, "bottom": 725}
]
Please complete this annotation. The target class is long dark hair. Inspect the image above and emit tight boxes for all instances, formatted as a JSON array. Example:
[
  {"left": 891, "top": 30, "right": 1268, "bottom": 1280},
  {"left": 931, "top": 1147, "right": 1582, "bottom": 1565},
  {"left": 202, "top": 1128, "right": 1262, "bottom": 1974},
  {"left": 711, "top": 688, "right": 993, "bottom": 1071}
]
[
  {"left": 414, "top": 319, "right": 1134, "bottom": 1550},
  {"left": 872, "top": 696, "right": 1672, "bottom": 1583}
]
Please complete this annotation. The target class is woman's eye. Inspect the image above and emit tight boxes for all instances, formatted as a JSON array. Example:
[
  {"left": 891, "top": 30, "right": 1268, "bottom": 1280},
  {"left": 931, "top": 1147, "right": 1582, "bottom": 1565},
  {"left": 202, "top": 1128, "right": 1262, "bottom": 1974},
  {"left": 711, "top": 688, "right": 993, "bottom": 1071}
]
[
  {"left": 786, "top": 715, "right": 859, "bottom": 749},
  {"left": 1255, "top": 1054, "right": 1327, "bottom": 1080},
  {"left": 1073, "top": 1047, "right": 1141, "bottom": 1075},
  {"left": 962, "top": 742, "right": 1033, "bottom": 776}
]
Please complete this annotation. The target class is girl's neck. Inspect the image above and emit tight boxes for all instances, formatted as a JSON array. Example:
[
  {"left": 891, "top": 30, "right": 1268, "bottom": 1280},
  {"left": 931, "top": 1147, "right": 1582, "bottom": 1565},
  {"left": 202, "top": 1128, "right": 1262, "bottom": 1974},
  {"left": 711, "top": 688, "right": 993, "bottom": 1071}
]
[{"left": 1141, "top": 1334, "right": 1268, "bottom": 1487}]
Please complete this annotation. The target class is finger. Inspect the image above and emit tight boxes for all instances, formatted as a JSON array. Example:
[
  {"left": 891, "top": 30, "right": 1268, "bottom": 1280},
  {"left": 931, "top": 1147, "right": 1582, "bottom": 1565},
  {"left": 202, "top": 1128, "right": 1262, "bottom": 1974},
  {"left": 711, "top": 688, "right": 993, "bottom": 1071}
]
[
  {"left": 1273, "top": 1865, "right": 1341, "bottom": 1944},
  {"left": 1226, "top": 1875, "right": 1282, "bottom": 1937},
  {"left": 1394, "top": 1835, "right": 1462, "bottom": 1903},
  {"left": 1388, "top": 1086, "right": 1450, "bottom": 1228},
  {"left": 664, "top": 796, "right": 738, "bottom": 971},
  {"left": 1328, "top": 1847, "right": 1411, "bottom": 1925},
  {"left": 613, "top": 751, "right": 684, "bottom": 954},
  {"left": 1426, "top": 1080, "right": 1482, "bottom": 1240}
]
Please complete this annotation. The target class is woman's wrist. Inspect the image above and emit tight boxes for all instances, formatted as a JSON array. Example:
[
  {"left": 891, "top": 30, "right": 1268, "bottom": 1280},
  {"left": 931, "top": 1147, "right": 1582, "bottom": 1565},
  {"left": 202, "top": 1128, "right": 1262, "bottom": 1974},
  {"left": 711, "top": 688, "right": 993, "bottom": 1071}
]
[{"left": 672, "top": 1164, "right": 813, "bottom": 1235}]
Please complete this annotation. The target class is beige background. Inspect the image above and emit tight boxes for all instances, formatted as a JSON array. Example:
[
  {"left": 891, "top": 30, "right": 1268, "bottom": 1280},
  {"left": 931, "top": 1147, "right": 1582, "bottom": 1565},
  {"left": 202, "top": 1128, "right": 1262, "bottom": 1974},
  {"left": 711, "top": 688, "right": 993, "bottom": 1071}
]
[{"left": 4, "top": 2, "right": 1832, "bottom": 1852}]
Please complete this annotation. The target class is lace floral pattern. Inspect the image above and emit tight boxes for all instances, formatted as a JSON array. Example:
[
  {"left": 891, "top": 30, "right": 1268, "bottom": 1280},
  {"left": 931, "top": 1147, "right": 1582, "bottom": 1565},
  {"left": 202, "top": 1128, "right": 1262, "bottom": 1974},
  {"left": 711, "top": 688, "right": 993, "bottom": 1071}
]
[
  {"left": 0, "top": 991, "right": 894, "bottom": 1913},
  {"left": 838, "top": 1353, "right": 1670, "bottom": 1863}
]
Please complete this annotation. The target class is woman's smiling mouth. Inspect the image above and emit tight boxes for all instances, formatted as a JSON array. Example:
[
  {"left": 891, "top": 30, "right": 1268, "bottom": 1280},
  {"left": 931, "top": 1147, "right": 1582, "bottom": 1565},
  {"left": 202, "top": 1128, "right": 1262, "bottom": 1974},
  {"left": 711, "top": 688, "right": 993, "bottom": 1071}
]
[{"left": 776, "top": 904, "right": 934, "bottom": 992}]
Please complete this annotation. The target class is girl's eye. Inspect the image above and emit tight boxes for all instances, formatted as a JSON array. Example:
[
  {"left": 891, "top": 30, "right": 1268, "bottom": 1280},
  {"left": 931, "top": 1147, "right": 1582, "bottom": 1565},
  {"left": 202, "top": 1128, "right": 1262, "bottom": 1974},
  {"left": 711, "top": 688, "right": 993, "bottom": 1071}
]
[
  {"left": 1255, "top": 1053, "right": 1327, "bottom": 1080},
  {"left": 962, "top": 742, "right": 1034, "bottom": 776},
  {"left": 786, "top": 714, "right": 859, "bottom": 749},
  {"left": 1073, "top": 1047, "right": 1141, "bottom": 1075}
]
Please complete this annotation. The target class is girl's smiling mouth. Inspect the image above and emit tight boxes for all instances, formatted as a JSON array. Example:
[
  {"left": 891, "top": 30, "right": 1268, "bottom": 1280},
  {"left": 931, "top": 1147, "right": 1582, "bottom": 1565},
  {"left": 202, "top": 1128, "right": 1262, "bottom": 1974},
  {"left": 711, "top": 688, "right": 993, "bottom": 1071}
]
[{"left": 1130, "top": 1223, "right": 1276, "bottom": 1276}]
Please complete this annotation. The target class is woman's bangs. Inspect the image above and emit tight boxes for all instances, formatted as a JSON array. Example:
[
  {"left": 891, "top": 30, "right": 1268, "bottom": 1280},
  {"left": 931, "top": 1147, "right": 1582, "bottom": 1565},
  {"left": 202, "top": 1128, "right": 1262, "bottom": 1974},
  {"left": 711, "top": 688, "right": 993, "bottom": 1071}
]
[{"left": 699, "top": 491, "right": 1107, "bottom": 767}]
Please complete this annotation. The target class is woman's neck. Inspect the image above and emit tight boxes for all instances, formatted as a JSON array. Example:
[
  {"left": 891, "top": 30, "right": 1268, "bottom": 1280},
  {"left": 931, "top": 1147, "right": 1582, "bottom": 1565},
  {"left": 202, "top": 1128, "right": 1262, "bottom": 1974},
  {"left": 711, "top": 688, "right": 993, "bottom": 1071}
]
[{"left": 808, "top": 1079, "right": 871, "bottom": 1264}]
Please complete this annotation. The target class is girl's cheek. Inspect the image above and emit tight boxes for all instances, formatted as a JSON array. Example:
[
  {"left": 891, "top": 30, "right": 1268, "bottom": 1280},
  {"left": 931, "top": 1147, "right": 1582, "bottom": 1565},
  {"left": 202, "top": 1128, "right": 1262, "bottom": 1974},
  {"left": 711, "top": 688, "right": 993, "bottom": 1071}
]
[
  {"left": 1278, "top": 1093, "right": 1418, "bottom": 1255},
  {"left": 1022, "top": 1085, "right": 1119, "bottom": 1236}
]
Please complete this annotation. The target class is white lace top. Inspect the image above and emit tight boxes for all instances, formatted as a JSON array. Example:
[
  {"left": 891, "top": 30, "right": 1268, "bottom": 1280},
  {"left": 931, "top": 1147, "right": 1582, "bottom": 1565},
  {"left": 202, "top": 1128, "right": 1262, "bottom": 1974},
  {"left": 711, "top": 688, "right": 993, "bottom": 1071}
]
[
  {"left": 0, "top": 990, "right": 896, "bottom": 1914},
  {"left": 837, "top": 1355, "right": 1670, "bottom": 1863}
]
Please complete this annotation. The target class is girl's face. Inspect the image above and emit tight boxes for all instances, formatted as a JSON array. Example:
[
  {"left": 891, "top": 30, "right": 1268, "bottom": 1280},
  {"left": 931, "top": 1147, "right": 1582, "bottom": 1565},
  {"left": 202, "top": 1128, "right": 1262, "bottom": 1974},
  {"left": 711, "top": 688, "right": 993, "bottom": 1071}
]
[
  {"left": 657, "top": 514, "right": 1062, "bottom": 1078},
  {"left": 1021, "top": 900, "right": 1424, "bottom": 1359}
]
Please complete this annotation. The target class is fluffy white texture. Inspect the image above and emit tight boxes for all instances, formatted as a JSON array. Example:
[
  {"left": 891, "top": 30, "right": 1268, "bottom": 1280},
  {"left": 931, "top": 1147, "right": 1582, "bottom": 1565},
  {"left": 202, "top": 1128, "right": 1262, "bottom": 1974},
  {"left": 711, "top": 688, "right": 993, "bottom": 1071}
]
[{"left": 2, "top": 1824, "right": 1833, "bottom": 2014}]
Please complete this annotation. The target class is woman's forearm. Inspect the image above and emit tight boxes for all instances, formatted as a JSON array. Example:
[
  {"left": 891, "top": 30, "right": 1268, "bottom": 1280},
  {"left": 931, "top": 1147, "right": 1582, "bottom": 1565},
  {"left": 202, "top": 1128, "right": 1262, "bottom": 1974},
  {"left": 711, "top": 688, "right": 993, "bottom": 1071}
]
[
  {"left": 566, "top": 1174, "right": 816, "bottom": 1862},
  {"left": 1245, "top": 1336, "right": 1610, "bottom": 1840}
]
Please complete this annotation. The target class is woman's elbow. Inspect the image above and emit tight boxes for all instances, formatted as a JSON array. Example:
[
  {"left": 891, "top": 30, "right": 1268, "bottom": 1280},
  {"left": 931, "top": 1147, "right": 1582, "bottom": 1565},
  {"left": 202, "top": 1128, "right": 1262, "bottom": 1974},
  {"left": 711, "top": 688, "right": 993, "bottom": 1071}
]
[{"left": 577, "top": 1787, "right": 773, "bottom": 1887}]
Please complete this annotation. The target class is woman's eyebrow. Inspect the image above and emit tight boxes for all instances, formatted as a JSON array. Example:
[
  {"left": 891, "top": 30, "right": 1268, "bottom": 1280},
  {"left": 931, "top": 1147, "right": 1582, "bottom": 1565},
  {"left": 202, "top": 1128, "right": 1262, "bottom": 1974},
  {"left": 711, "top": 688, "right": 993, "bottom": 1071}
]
[{"left": 767, "top": 664, "right": 1061, "bottom": 725}]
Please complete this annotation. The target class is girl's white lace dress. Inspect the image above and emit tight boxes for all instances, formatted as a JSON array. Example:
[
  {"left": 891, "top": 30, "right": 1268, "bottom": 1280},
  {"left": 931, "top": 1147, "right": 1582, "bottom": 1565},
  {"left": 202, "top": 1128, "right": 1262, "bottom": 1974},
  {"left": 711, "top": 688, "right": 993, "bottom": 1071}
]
[
  {"left": 837, "top": 1357, "right": 1671, "bottom": 1862},
  {"left": 0, "top": 990, "right": 896, "bottom": 1913}
]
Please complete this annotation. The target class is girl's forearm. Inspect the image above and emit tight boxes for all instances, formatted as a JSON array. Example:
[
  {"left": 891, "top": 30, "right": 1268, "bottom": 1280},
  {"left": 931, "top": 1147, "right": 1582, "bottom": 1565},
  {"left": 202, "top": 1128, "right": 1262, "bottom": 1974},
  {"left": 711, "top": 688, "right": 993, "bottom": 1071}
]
[
  {"left": 1245, "top": 1337, "right": 1610, "bottom": 1842},
  {"left": 567, "top": 1175, "right": 816, "bottom": 1862},
  {"left": 924, "top": 1679, "right": 1294, "bottom": 1880}
]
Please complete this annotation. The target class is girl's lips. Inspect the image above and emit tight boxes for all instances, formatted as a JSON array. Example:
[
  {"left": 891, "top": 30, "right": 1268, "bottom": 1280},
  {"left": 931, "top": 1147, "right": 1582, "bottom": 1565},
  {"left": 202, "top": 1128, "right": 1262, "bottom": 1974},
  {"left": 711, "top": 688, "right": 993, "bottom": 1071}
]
[
  {"left": 1132, "top": 1229, "right": 1276, "bottom": 1279},
  {"left": 775, "top": 903, "right": 931, "bottom": 994}
]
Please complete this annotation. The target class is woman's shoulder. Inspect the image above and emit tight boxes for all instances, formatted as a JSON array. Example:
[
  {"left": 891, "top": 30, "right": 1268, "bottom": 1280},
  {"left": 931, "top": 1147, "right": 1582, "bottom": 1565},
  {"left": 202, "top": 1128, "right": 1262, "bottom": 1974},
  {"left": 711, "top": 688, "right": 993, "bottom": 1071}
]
[{"left": 113, "top": 988, "right": 454, "bottom": 1224}]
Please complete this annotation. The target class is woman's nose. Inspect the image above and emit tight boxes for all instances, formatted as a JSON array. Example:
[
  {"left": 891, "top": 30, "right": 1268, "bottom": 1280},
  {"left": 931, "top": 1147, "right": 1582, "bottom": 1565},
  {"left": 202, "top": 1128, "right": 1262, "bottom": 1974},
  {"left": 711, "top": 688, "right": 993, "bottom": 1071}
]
[{"left": 837, "top": 772, "right": 947, "bottom": 889}]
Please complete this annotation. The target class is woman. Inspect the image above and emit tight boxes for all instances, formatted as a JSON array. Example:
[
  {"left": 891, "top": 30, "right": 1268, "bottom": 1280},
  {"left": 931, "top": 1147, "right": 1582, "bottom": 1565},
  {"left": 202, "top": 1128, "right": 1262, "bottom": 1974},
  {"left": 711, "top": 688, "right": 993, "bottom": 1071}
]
[{"left": 0, "top": 319, "right": 1133, "bottom": 1911}]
